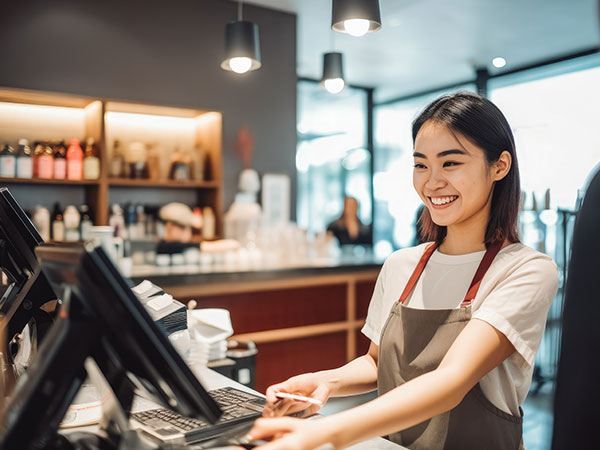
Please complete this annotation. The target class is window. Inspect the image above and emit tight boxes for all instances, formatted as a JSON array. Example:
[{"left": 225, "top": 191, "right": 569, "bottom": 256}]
[
  {"left": 296, "top": 81, "right": 370, "bottom": 236},
  {"left": 489, "top": 53, "right": 600, "bottom": 210}
]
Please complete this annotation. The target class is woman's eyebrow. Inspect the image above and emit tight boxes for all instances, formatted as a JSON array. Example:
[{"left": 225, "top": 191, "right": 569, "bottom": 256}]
[
  {"left": 438, "top": 149, "right": 468, "bottom": 157},
  {"left": 413, "top": 149, "right": 468, "bottom": 159}
]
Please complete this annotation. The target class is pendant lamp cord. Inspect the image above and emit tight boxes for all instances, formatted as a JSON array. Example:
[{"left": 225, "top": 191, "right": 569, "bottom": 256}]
[
  {"left": 330, "top": 28, "right": 335, "bottom": 51},
  {"left": 238, "top": 0, "right": 243, "bottom": 21}
]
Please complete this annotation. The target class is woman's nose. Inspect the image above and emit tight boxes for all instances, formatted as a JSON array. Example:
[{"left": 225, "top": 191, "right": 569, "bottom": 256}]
[{"left": 424, "top": 169, "right": 446, "bottom": 190}]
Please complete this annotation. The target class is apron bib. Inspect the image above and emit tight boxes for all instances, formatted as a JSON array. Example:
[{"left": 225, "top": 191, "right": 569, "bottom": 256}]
[{"left": 377, "top": 243, "right": 523, "bottom": 450}]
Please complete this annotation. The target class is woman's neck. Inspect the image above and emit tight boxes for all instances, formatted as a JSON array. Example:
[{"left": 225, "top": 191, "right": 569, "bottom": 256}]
[{"left": 438, "top": 206, "right": 490, "bottom": 255}]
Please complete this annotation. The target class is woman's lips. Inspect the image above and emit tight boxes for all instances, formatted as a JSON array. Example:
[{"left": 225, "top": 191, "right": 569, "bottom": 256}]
[{"left": 428, "top": 195, "right": 458, "bottom": 209}]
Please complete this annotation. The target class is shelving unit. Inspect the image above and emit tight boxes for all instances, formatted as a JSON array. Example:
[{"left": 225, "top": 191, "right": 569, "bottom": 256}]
[
  {"left": 0, "top": 87, "right": 223, "bottom": 234},
  {"left": 0, "top": 177, "right": 100, "bottom": 186},
  {"left": 107, "top": 178, "right": 219, "bottom": 188}
]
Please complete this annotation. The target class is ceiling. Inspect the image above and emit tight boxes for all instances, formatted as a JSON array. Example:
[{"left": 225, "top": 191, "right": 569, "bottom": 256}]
[{"left": 245, "top": 0, "right": 600, "bottom": 102}]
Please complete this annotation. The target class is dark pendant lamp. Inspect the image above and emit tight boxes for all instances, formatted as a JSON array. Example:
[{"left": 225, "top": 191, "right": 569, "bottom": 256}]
[
  {"left": 331, "top": 0, "right": 382, "bottom": 37},
  {"left": 321, "top": 52, "right": 345, "bottom": 94},
  {"left": 221, "top": 1, "right": 261, "bottom": 74}
]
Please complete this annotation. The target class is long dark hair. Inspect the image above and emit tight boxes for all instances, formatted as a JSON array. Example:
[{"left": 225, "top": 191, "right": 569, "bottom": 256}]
[{"left": 412, "top": 92, "right": 521, "bottom": 246}]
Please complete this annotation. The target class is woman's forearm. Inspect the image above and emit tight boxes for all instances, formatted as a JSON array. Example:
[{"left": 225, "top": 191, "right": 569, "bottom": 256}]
[
  {"left": 322, "top": 366, "right": 466, "bottom": 449},
  {"left": 313, "top": 354, "right": 379, "bottom": 397}
]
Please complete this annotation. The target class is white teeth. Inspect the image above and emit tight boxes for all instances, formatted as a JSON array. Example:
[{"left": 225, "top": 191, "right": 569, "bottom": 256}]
[{"left": 430, "top": 196, "right": 458, "bottom": 205}]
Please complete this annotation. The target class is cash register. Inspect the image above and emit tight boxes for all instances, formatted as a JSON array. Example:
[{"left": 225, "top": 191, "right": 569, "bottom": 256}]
[{"left": 1, "top": 240, "right": 270, "bottom": 449}]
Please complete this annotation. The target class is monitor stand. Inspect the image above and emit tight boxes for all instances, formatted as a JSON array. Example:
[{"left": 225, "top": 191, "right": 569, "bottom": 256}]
[
  {"left": 1, "top": 287, "right": 156, "bottom": 450},
  {"left": 61, "top": 357, "right": 156, "bottom": 450}
]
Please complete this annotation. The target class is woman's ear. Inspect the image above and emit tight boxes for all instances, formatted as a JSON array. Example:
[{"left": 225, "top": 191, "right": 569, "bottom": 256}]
[{"left": 492, "top": 151, "right": 512, "bottom": 181}]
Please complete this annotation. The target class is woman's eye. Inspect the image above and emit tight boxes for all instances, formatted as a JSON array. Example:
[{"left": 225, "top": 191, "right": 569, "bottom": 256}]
[
  {"left": 443, "top": 161, "right": 460, "bottom": 167},
  {"left": 413, "top": 163, "right": 426, "bottom": 169}
]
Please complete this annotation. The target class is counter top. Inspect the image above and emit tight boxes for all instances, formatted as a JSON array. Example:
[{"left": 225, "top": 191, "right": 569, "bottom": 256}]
[
  {"left": 65, "top": 367, "right": 405, "bottom": 449},
  {"left": 130, "top": 252, "right": 383, "bottom": 289}
]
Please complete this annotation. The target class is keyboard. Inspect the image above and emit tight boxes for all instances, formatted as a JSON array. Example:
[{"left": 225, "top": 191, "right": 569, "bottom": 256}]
[{"left": 131, "top": 386, "right": 265, "bottom": 445}]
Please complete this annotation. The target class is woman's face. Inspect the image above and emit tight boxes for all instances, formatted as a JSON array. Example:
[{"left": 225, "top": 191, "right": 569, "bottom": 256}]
[{"left": 412, "top": 120, "right": 501, "bottom": 230}]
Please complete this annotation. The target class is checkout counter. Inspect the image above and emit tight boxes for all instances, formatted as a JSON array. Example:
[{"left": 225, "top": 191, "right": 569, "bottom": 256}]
[
  {"left": 64, "top": 365, "right": 405, "bottom": 449},
  {"left": 131, "top": 253, "right": 382, "bottom": 392}
]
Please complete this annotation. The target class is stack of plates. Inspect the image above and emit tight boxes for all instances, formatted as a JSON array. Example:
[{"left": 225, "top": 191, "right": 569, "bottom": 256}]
[{"left": 187, "top": 309, "right": 233, "bottom": 366}]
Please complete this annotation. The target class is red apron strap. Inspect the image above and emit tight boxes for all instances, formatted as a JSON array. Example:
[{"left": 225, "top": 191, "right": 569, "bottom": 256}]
[
  {"left": 459, "top": 242, "right": 503, "bottom": 307},
  {"left": 397, "top": 241, "right": 504, "bottom": 307},
  {"left": 398, "top": 242, "right": 439, "bottom": 304}
]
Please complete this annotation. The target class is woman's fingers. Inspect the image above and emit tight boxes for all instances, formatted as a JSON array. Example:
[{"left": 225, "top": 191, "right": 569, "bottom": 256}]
[
  {"left": 265, "top": 384, "right": 288, "bottom": 404},
  {"left": 264, "top": 398, "right": 296, "bottom": 417},
  {"left": 298, "top": 403, "right": 321, "bottom": 418},
  {"left": 265, "top": 375, "right": 320, "bottom": 405},
  {"left": 247, "top": 417, "right": 298, "bottom": 441},
  {"left": 265, "top": 385, "right": 284, "bottom": 404},
  {"left": 252, "top": 437, "right": 298, "bottom": 450}
]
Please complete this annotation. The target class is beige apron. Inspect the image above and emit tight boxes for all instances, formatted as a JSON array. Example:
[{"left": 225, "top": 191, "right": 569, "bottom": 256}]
[{"left": 377, "top": 243, "right": 523, "bottom": 450}]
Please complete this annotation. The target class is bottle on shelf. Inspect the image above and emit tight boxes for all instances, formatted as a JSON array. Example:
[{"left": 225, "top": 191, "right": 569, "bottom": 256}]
[
  {"left": 63, "top": 205, "right": 81, "bottom": 241},
  {"left": 66, "top": 138, "right": 83, "bottom": 181},
  {"left": 169, "top": 146, "right": 191, "bottom": 181},
  {"left": 79, "top": 204, "right": 94, "bottom": 240},
  {"left": 32, "top": 141, "right": 43, "bottom": 178},
  {"left": 110, "top": 139, "right": 126, "bottom": 178},
  {"left": 109, "top": 204, "right": 126, "bottom": 238},
  {"left": 37, "top": 141, "right": 54, "bottom": 179},
  {"left": 15, "top": 139, "right": 33, "bottom": 179},
  {"left": 32, "top": 205, "right": 51, "bottom": 241},
  {"left": 51, "top": 202, "right": 65, "bottom": 241},
  {"left": 124, "top": 202, "right": 138, "bottom": 239},
  {"left": 135, "top": 204, "right": 147, "bottom": 239},
  {"left": 146, "top": 142, "right": 161, "bottom": 180},
  {"left": 53, "top": 140, "right": 67, "bottom": 180},
  {"left": 83, "top": 137, "right": 100, "bottom": 180},
  {"left": 127, "top": 142, "right": 148, "bottom": 179},
  {"left": 144, "top": 204, "right": 160, "bottom": 238},
  {"left": 193, "top": 146, "right": 205, "bottom": 181},
  {"left": 0, "top": 143, "right": 16, "bottom": 178},
  {"left": 202, "top": 206, "right": 215, "bottom": 240}
]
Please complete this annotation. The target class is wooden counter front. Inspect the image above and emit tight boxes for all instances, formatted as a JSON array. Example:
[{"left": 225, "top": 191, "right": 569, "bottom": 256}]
[{"left": 134, "top": 266, "right": 380, "bottom": 392}]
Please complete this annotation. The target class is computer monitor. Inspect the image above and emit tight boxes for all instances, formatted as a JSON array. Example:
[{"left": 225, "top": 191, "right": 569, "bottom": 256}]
[
  {"left": 0, "top": 187, "right": 56, "bottom": 383},
  {"left": 0, "top": 242, "right": 221, "bottom": 450}
]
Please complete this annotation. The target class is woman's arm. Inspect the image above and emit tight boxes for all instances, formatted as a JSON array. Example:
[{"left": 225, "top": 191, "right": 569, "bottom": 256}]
[
  {"left": 264, "top": 342, "right": 379, "bottom": 417},
  {"left": 250, "top": 318, "right": 515, "bottom": 450},
  {"left": 314, "top": 341, "right": 380, "bottom": 397}
]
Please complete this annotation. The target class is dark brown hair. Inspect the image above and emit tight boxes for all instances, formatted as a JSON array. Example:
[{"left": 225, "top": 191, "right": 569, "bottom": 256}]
[{"left": 412, "top": 92, "right": 521, "bottom": 247}]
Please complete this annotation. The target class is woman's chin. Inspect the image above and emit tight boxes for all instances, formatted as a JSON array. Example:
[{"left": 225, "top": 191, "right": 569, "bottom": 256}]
[{"left": 429, "top": 216, "right": 453, "bottom": 227}]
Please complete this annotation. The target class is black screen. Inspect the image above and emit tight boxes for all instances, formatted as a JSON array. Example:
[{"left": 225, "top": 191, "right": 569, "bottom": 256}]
[
  {"left": 39, "top": 242, "right": 222, "bottom": 418},
  {"left": 1, "top": 242, "right": 222, "bottom": 449},
  {"left": 0, "top": 187, "right": 56, "bottom": 384}
]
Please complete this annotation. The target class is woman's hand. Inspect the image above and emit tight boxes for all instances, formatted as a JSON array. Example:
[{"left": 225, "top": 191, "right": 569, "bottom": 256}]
[
  {"left": 263, "top": 373, "right": 331, "bottom": 418},
  {"left": 247, "top": 417, "right": 336, "bottom": 450}
]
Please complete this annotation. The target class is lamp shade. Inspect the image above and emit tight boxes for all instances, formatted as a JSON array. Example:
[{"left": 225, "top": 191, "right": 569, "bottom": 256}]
[
  {"left": 321, "top": 52, "right": 345, "bottom": 94},
  {"left": 331, "top": 0, "right": 382, "bottom": 36},
  {"left": 221, "top": 20, "right": 262, "bottom": 73}
]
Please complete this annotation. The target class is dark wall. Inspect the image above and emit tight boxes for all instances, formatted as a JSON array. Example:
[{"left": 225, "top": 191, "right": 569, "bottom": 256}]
[{"left": 0, "top": 0, "right": 297, "bottom": 217}]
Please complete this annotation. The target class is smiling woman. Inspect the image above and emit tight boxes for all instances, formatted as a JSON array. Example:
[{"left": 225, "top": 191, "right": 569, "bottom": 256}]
[
  {"left": 249, "top": 93, "right": 558, "bottom": 450},
  {"left": 412, "top": 92, "right": 520, "bottom": 254}
]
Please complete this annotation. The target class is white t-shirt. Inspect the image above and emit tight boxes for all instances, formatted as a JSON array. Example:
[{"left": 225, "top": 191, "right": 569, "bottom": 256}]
[{"left": 362, "top": 242, "right": 559, "bottom": 416}]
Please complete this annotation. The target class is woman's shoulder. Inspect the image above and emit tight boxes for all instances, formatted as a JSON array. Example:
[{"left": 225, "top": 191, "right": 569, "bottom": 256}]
[
  {"left": 383, "top": 242, "right": 432, "bottom": 269},
  {"left": 498, "top": 242, "right": 556, "bottom": 265},
  {"left": 494, "top": 242, "right": 558, "bottom": 281}
]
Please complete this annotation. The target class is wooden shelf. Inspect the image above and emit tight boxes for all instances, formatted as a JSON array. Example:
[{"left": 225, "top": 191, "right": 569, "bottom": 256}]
[
  {"left": 0, "top": 177, "right": 100, "bottom": 186},
  {"left": 0, "top": 86, "right": 223, "bottom": 232},
  {"left": 0, "top": 87, "right": 98, "bottom": 109},
  {"left": 104, "top": 101, "right": 211, "bottom": 118},
  {"left": 107, "top": 178, "right": 219, "bottom": 189}
]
